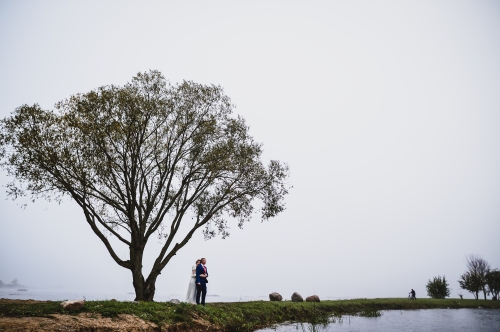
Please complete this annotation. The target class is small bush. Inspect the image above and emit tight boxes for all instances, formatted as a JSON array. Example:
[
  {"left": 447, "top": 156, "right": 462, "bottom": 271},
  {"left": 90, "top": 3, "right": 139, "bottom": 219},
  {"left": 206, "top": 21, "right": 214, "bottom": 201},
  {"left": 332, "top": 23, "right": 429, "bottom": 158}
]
[{"left": 426, "top": 275, "right": 451, "bottom": 299}]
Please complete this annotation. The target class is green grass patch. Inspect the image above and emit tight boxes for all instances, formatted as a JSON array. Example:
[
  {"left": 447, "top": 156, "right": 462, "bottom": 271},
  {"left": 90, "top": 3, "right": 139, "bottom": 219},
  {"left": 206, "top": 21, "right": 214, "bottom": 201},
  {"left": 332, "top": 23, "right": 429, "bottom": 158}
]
[{"left": 1, "top": 298, "right": 499, "bottom": 331}]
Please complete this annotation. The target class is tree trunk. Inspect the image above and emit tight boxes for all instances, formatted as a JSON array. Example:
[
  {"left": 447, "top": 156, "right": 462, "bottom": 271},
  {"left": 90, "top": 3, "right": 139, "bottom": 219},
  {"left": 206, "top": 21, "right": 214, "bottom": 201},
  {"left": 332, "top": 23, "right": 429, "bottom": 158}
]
[
  {"left": 475, "top": 291, "right": 479, "bottom": 300},
  {"left": 130, "top": 246, "right": 148, "bottom": 301},
  {"left": 130, "top": 247, "right": 159, "bottom": 301},
  {"left": 132, "top": 265, "right": 145, "bottom": 301},
  {"left": 144, "top": 275, "right": 158, "bottom": 302},
  {"left": 483, "top": 288, "right": 487, "bottom": 300},
  {"left": 132, "top": 271, "right": 158, "bottom": 301}
]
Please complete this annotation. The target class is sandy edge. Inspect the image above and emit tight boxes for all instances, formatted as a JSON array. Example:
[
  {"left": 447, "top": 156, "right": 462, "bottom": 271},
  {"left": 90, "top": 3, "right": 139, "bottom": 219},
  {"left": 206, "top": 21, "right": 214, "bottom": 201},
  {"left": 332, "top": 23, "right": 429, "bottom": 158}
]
[{"left": 0, "top": 312, "right": 220, "bottom": 332}]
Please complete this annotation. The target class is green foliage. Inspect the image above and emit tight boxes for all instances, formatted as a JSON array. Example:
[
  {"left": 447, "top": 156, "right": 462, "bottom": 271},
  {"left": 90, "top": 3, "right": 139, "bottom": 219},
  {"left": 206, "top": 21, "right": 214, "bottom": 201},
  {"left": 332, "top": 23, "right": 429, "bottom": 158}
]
[
  {"left": 459, "top": 271, "right": 483, "bottom": 300},
  {"left": 486, "top": 269, "right": 500, "bottom": 299},
  {"left": 0, "top": 300, "right": 66, "bottom": 317},
  {"left": 426, "top": 275, "right": 451, "bottom": 299}
]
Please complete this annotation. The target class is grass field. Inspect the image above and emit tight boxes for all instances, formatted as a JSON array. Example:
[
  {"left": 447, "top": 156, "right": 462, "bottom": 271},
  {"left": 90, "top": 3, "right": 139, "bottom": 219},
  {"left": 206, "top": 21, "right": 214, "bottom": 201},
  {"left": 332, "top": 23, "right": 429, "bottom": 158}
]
[{"left": 1, "top": 298, "right": 499, "bottom": 331}]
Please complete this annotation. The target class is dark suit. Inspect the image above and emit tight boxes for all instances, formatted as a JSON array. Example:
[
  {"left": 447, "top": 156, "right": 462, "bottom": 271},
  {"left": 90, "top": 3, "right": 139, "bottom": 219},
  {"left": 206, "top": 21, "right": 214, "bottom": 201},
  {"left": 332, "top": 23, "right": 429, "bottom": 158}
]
[{"left": 196, "top": 264, "right": 208, "bottom": 305}]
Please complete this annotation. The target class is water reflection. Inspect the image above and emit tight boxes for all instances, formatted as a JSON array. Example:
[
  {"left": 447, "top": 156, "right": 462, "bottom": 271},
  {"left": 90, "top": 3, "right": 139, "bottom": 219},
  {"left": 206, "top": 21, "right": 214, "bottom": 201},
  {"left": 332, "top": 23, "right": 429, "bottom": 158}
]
[{"left": 256, "top": 309, "right": 500, "bottom": 332}]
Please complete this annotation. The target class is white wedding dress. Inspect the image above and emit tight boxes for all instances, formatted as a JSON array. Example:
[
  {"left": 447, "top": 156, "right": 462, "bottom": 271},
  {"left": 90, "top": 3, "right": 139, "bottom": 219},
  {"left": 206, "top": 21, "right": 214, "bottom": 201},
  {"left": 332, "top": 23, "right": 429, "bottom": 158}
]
[{"left": 185, "top": 265, "right": 197, "bottom": 303}]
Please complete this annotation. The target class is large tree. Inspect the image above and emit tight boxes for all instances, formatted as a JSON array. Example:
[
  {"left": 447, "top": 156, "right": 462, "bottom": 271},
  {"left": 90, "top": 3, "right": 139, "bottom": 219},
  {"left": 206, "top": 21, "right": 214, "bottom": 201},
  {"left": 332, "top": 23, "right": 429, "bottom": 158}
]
[
  {"left": 458, "top": 254, "right": 490, "bottom": 300},
  {"left": 0, "top": 71, "right": 290, "bottom": 301},
  {"left": 486, "top": 269, "right": 500, "bottom": 300},
  {"left": 458, "top": 271, "right": 482, "bottom": 299}
]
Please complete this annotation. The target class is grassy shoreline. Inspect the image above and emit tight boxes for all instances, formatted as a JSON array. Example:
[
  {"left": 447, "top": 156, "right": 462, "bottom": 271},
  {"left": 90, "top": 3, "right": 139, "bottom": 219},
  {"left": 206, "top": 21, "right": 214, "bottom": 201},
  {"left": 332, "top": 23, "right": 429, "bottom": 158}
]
[{"left": 1, "top": 298, "right": 500, "bottom": 331}]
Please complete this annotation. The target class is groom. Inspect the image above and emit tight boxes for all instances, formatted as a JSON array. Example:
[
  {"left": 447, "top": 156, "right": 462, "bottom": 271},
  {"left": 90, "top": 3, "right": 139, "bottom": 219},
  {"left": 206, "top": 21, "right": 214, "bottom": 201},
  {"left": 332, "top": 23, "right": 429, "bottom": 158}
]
[{"left": 195, "top": 257, "right": 208, "bottom": 305}]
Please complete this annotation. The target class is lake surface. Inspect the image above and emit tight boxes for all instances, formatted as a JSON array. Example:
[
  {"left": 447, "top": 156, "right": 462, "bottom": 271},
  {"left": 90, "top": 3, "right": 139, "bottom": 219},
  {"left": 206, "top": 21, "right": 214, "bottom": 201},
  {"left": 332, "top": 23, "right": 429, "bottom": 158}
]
[
  {"left": 0, "top": 288, "right": 355, "bottom": 303},
  {"left": 256, "top": 309, "right": 500, "bottom": 332},
  {"left": 0, "top": 287, "right": 356, "bottom": 303},
  {"left": 0, "top": 288, "right": 271, "bottom": 302}
]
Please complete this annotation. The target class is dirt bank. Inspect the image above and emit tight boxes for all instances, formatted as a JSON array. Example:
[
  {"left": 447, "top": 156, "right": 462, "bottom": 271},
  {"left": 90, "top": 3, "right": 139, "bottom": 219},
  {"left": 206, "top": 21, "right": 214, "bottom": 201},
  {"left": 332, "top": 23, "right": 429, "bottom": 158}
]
[
  {"left": 0, "top": 313, "right": 220, "bottom": 332},
  {"left": 0, "top": 299, "right": 219, "bottom": 332},
  {"left": 0, "top": 313, "right": 155, "bottom": 331}
]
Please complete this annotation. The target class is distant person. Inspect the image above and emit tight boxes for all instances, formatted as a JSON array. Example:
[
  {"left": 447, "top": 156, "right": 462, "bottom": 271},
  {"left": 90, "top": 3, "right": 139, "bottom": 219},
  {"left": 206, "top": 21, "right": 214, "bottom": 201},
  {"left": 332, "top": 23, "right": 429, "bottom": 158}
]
[
  {"left": 185, "top": 259, "right": 201, "bottom": 304},
  {"left": 196, "top": 258, "right": 208, "bottom": 305},
  {"left": 409, "top": 289, "right": 416, "bottom": 300}
]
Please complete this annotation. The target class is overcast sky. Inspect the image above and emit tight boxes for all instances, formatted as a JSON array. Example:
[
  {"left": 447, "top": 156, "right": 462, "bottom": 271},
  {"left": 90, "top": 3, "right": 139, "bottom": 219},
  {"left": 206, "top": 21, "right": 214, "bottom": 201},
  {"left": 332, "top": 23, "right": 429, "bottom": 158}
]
[{"left": 1, "top": 0, "right": 499, "bottom": 301}]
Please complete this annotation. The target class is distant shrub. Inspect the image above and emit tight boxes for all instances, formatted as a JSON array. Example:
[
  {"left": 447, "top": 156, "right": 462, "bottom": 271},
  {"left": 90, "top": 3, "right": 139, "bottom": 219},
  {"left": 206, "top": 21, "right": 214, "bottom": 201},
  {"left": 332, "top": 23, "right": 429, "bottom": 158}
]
[{"left": 426, "top": 275, "right": 451, "bottom": 299}]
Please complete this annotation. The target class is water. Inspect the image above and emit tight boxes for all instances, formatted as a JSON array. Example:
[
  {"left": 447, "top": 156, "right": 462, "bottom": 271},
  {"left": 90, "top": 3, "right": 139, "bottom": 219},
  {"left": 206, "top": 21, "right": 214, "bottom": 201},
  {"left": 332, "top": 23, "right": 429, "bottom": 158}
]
[
  {"left": 0, "top": 288, "right": 354, "bottom": 303},
  {"left": 0, "top": 287, "right": 268, "bottom": 302},
  {"left": 256, "top": 309, "right": 500, "bottom": 332}
]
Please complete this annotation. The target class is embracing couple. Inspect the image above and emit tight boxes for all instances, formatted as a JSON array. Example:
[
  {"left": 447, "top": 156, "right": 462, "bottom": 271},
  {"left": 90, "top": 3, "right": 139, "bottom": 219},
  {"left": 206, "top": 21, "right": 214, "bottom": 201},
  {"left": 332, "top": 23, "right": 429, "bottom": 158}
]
[{"left": 185, "top": 258, "right": 208, "bottom": 305}]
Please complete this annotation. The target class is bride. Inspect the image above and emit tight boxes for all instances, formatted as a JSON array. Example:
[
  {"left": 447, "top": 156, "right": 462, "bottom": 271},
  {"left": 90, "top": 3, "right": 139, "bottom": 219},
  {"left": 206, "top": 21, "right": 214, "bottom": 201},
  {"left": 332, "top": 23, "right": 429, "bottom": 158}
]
[{"left": 185, "top": 259, "right": 201, "bottom": 303}]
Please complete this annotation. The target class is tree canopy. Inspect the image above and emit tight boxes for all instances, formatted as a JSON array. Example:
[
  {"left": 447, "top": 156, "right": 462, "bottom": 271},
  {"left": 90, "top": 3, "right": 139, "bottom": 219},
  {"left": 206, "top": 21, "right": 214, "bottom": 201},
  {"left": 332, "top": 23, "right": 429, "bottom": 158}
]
[
  {"left": 0, "top": 70, "right": 290, "bottom": 300},
  {"left": 426, "top": 275, "right": 450, "bottom": 299},
  {"left": 486, "top": 269, "right": 500, "bottom": 300},
  {"left": 458, "top": 254, "right": 491, "bottom": 300}
]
